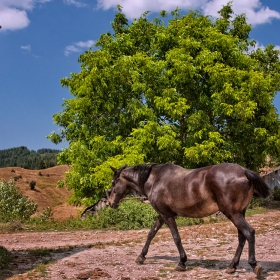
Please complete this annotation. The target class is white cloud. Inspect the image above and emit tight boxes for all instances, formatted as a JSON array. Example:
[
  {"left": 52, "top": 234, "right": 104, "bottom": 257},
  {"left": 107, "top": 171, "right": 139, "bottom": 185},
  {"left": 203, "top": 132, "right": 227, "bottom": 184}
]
[
  {"left": 63, "top": 0, "right": 88, "bottom": 8},
  {"left": 64, "top": 40, "right": 94, "bottom": 56},
  {"left": 0, "top": 8, "right": 30, "bottom": 31},
  {"left": 248, "top": 41, "right": 280, "bottom": 54},
  {"left": 203, "top": 0, "right": 280, "bottom": 26},
  {"left": 0, "top": 0, "right": 52, "bottom": 31},
  {"left": 96, "top": 0, "right": 205, "bottom": 19},
  {"left": 96, "top": 0, "right": 280, "bottom": 26},
  {"left": 21, "top": 45, "right": 31, "bottom": 52}
]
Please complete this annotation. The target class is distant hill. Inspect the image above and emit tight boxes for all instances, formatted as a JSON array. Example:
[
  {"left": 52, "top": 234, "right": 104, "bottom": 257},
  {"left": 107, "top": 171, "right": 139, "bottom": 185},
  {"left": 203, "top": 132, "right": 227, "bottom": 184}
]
[
  {"left": 0, "top": 146, "right": 60, "bottom": 169},
  {"left": 0, "top": 165, "right": 82, "bottom": 220}
]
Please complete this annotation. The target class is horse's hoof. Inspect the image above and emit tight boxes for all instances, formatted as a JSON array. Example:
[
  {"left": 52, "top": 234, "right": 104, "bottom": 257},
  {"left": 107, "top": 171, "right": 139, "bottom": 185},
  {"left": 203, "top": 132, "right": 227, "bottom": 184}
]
[
  {"left": 175, "top": 264, "right": 186, "bottom": 271},
  {"left": 254, "top": 265, "right": 263, "bottom": 277},
  {"left": 225, "top": 267, "right": 236, "bottom": 274},
  {"left": 135, "top": 256, "right": 145, "bottom": 264}
]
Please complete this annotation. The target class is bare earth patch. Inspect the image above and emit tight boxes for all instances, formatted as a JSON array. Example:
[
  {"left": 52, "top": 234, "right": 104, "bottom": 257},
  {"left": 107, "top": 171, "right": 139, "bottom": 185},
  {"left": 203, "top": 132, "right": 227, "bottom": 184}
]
[{"left": 0, "top": 210, "right": 280, "bottom": 280}]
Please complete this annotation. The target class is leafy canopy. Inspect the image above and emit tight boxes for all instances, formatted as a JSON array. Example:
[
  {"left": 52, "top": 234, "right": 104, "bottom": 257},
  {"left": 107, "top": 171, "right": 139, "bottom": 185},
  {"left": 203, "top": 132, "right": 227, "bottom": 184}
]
[{"left": 48, "top": 3, "right": 280, "bottom": 205}]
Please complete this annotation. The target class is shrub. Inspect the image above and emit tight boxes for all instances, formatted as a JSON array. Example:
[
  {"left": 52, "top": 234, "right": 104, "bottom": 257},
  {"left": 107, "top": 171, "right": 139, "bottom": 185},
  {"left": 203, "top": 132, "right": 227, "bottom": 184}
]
[
  {"left": 29, "top": 180, "right": 36, "bottom": 190},
  {"left": 38, "top": 207, "right": 54, "bottom": 222},
  {"left": 13, "top": 175, "right": 22, "bottom": 181},
  {"left": 0, "top": 246, "right": 11, "bottom": 269},
  {"left": 273, "top": 186, "right": 280, "bottom": 201},
  {"left": 86, "top": 198, "right": 158, "bottom": 230},
  {"left": 0, "top": 180, "right": 37, "bottom": 222},
  {"left": 8, "top": 220, "right": 23, "bottom": 232},
  {"left": 83, "top": 198, "right": 205, "bottom": 230},
  {"left": 248, "top": 197, "right": 266, "bottom": 209}
]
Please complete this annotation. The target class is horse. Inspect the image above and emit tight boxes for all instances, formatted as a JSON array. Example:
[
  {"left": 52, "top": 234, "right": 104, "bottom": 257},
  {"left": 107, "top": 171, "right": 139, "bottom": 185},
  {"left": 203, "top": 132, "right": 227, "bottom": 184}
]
[{"left": 108, "top": 163, "right": 271, "bottom": 276}]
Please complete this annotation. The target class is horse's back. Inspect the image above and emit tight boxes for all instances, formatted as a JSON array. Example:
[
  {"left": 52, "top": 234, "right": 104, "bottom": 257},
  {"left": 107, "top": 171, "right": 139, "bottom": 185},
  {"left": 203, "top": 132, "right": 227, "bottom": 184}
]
[
  {"left": 148, "top": 164, "right": 218, "bottom": 217},
  {"left": 147, "top": 163, "right": 254, "bottom": 218}
]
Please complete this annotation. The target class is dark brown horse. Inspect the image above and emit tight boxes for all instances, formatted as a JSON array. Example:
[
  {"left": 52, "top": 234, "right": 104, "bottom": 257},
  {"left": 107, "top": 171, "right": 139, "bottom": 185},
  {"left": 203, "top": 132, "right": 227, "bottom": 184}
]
[{"left": 108, "top": 163, "right": 271, "bottom": 276}]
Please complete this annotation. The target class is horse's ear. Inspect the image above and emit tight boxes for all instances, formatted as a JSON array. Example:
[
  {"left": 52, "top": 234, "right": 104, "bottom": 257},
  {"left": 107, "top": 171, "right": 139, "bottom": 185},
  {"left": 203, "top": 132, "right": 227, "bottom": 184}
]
[{"left": 110, "top": 166, "right": 118, "bottom": 173}]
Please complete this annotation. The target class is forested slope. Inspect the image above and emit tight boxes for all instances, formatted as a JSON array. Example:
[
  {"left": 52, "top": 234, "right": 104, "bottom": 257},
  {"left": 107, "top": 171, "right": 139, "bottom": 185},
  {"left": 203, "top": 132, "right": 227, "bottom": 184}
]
[{"left": 0, "top": 146, "right": 60, "bottom": 169}]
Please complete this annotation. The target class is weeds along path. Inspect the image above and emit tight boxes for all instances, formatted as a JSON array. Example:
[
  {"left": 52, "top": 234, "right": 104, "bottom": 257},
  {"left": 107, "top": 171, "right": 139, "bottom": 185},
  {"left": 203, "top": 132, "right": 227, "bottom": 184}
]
[{"left": 1, "top": 209, "right": 280, "bottom": 280}]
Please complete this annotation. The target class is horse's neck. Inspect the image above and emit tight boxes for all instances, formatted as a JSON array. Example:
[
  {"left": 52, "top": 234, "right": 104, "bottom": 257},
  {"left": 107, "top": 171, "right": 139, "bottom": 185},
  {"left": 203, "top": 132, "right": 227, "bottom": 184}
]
[{"left": 122, "top": 169, "right": 144, "bottom": 195}]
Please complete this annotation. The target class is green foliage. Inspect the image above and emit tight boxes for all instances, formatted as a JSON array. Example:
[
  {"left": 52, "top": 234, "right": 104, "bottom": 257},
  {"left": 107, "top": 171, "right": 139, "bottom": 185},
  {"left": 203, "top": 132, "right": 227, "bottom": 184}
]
[
  {"left": 0, "top": 180, "right": 38, "bottom": 222},
  {"left": 0, "top": 246, "right": 11, "bottom": 269},
  {"left": 273, "top": 186, "right": 280, "bottom": 201},
  {"left": 176, "top": 216, "right": 204, "bottom": 227},
  {"left": 248, "top": 197, "right": 266, "bottom": 209},
  {"left": 24, "top": 199, "right": 205, "bottom": 231},
  {"left": 38, "top": 207, "right": 54, "bottom": 222},
  {"left": 48, "top": 3, "right": 280, "bottom": 204},
  {"left": 0, "top": 146, "right": 59, "bottom": 170},
  {"left": 87, "top": 199, "right": 158, "bottom": 230}
]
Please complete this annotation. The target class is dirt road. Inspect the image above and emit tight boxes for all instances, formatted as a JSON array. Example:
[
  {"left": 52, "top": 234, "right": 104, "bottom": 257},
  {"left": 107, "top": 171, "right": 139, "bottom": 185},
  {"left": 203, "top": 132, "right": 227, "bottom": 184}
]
[{"left": 1, "top": 209, "right": 280, "bottom": 280}]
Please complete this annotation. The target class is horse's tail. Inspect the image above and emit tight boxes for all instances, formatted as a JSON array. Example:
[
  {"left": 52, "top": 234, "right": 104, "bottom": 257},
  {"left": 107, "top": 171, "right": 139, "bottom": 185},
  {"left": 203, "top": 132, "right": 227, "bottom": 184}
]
[{"left": 244, "top": 169, "right": 271, "bottom": 198}]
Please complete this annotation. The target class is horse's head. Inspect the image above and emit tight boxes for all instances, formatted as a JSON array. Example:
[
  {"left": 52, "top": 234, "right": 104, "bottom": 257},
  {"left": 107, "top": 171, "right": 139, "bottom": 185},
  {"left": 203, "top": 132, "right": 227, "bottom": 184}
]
[{"left": 108, "top": 165, "right": 131, "bottom": 209}]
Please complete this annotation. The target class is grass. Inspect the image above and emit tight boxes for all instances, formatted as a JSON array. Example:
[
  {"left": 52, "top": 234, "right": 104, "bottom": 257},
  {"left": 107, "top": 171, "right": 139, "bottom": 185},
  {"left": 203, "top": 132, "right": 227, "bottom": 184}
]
[{"left": 27, "top": 263, "right": 51, "bottom": 279}]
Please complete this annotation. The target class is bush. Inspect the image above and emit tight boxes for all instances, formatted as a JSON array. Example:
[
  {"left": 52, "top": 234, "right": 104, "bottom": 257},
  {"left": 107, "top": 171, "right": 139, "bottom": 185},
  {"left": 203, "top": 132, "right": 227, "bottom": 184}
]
[
  {"left": 29, "top": 180, "right": 36, "bottom": 190},
  {"left": 86, "top": 198, "right": 158, "bottom": 230},
  {"left": 248, "top": 197, "right": 266, "bottom": 209},
  {"left": 8, "top": 220, "right": 23, "bottom": 232},
  {"left": 273, "top": 186, "right": 280, "bottom": 201},
  {"left": 13, "top": 175, "right": 22, "bottom": 181},
  {"left": 38, "top": 207, "right": 54, "bottom": 222},
  {"left": 83, "top": 198, "right": 205, "bottom": 230},
  {"left": 0, "top": 180, "right": 37, "bottom": 222},
  {"left": 0, "top": 246, "right": 11, "bottom": 269}
]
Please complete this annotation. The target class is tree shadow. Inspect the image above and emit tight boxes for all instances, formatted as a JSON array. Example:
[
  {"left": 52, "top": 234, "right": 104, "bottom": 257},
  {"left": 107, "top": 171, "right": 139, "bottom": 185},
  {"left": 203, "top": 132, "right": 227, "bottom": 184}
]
[{"left": 0, "top": 244, "right": 93, "bottom": 279}]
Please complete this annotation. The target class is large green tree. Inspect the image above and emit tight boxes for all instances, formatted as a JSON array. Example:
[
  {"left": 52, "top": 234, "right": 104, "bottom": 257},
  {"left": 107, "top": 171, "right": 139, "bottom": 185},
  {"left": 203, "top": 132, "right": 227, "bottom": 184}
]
[{"left": 48, "top": 4, "right": 280, "bottom": 205}]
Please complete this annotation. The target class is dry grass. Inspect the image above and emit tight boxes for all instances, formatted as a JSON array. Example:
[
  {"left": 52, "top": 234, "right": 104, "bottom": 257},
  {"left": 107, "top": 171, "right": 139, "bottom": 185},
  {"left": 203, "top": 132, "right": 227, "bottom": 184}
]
[{"left": 0, "top": 165, "right": 82, "bottom": 221}]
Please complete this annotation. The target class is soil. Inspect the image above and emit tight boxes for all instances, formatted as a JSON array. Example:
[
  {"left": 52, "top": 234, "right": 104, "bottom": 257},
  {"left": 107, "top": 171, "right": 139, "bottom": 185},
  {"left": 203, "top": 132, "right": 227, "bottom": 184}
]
[{"left": 0, "top": 209, "right": 280, "bottom": 280}]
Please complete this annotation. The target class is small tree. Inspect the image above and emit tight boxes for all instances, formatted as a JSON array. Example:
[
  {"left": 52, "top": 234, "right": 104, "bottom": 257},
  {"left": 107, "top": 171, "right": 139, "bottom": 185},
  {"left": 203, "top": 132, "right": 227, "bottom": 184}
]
[{"left": 0, "top": 180, "right": 37, "bottom": 222}]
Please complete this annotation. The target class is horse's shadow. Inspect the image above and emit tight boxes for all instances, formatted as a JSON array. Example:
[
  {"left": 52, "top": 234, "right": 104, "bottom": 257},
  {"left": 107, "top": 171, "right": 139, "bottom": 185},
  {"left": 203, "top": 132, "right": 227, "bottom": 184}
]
[{"left": 146, "top": 255, "right": 280, "bottom": 278}]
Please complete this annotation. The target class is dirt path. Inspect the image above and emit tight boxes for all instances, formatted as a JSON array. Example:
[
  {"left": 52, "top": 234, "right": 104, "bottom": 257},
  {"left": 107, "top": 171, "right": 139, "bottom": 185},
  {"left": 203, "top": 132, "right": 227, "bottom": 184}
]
[{"left": 1, "top": 210, "right": 280, "bottom": 280}]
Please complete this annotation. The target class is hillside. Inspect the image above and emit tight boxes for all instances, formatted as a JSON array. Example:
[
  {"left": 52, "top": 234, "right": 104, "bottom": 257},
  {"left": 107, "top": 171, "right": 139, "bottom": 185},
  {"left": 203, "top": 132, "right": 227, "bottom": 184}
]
[{"left": 0, "top": 165, "right": 83, "bottom": 220}]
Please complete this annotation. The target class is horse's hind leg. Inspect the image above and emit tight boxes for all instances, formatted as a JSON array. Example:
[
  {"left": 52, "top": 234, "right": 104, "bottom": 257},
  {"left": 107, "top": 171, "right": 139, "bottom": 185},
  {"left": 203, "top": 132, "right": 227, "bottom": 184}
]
[
  {"left": 136, "top": 215, "right": 164, "bottom": 264},
  {"left": 227, "top": 213, "right": 262, "bottom": 277},
  {"left": 226, "top": 229, "right": 246, "bottom": 274}
]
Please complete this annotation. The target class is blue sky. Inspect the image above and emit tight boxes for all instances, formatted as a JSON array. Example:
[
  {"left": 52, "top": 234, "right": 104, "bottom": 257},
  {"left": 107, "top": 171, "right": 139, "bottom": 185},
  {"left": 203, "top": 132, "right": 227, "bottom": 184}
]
[{"left": 0, "top": 0, "right": 280, "bottom": 151}]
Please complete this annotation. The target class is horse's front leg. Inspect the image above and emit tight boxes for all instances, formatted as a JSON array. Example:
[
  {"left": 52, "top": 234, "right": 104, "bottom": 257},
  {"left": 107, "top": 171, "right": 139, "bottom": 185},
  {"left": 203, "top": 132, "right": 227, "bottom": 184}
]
[
  {"left": 136, "top": 215, "right": 164, "bottom": 264},
  {"left": 163, "top": 216, "right": 187, "bottom": 271}
]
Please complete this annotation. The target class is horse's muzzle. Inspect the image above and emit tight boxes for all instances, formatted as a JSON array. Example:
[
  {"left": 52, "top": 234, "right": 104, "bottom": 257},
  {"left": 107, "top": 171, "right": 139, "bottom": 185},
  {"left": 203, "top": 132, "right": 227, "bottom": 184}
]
[{"left": 109, "top": 201, "right": 118, "bottom": 209}]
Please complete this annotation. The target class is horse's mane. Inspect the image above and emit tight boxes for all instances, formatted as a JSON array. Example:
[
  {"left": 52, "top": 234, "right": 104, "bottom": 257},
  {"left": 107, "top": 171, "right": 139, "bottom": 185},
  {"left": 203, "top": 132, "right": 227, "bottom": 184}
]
[{"left": 132, "top": 164, "right": 157, "bottom": 188}]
